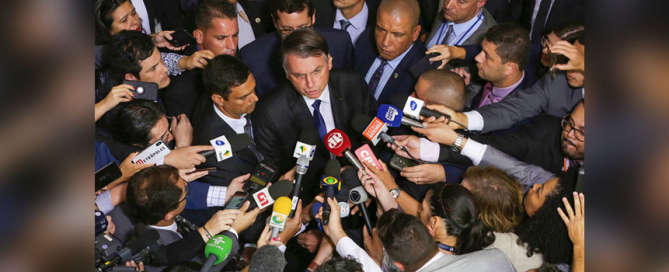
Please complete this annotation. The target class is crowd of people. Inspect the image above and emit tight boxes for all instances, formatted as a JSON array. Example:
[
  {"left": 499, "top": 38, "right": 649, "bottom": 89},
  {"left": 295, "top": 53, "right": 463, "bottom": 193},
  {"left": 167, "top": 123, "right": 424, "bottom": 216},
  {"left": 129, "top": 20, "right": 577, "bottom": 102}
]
[{"left": 94, "top": 0, "right": 585, "bottom": 271}]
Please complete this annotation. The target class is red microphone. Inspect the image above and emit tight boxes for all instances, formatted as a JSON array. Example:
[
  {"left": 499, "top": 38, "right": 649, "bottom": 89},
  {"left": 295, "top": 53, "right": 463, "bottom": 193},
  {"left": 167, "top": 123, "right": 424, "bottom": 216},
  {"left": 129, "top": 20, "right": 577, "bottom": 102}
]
[{"left": 324, "top": 129, "right": 365, "bottom": 172}]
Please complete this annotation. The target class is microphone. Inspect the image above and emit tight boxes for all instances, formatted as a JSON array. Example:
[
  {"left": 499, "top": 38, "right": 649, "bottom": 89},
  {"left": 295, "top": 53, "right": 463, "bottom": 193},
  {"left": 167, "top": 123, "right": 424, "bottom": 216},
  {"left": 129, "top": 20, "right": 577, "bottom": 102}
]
[
  {"left": 290, "top": 126, "right": 320, "bottom": 217},
  {"left": 269, "top": 197, "right": 292, "bottom": 240},
  {"left": 390, "top": 94, "right": 449, "bottom": 122},
  {"left": 351, "top": 114, "right": 396, "bottom": 147},
  {"left": 320, "top": 159, "right": 341, "bottom": 225},
  {"left": 199, "top": 133, "right": 253, "bottom": 160},
  {"left": 324, "top": 129, "right": 365, "bottom": 172},
  {"left": 312, "top": 201, "right": 324, "bottom": 232},
  {"left": 201, "top": 232, "right": 238, "bottom": 272},
  {"left": 377, "top": 104, "right": 424, "bottom": 128},
  {"left": 354, "top": 144, "right": 383, "bottom": 171},
  {"left": 247, "top": 244, "right": 287, "bottom": 271},
  {"left": 248, "top": 179, "right": 294, "bottom": 210},
  {"left": 96, "top": 229, "right": 160, "bottom": 271},
  {"left": 349, "top": 186, "right": 373, "bottom": 237}
]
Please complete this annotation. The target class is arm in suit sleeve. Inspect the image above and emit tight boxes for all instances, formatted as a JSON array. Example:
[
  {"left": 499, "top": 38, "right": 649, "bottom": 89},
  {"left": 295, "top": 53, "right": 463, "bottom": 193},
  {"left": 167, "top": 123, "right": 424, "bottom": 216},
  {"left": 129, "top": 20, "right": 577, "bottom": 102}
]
[
  {"left": 462, "top": 44, "right": 481, "bottom": 63},
  {"left": 468, "top": 126, "right": 534, "bottom": 160},
  {"left": 252, "top": 107, "right": 282, "bottom": 167},
  {"left": 479, "top": 145, "right": 555, "bottom": 191},
  {"left": 475, "top": 74, "right": 553, "bottom": 133}
]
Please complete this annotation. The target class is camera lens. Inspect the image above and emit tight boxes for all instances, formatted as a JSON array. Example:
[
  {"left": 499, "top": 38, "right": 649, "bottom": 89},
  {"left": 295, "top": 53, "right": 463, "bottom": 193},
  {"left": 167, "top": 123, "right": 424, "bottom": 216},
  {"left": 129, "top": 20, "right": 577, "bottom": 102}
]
[{"left": 136, "top": 86, "right": 145, "bottom": 94}]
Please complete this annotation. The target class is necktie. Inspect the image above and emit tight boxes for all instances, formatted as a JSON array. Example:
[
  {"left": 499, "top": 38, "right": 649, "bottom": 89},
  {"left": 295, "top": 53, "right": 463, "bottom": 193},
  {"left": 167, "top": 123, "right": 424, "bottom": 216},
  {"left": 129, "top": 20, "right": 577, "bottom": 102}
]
[
  {"left": 530, "top": 0, "right": 552, "bottom": 41},
  {"left": 478, "top": 83, "right": 495, "bottom": 108},
  {"left": 244, "top": 116, "right": 265, "bottom": 161},
  {"left": 440, "top": 23, "right": 455, "bottom": 45},
  {"left": 340, "top": 19, "right": 352, "bottom": 31},
  {"left": 312, "top": 99, "right": 328, "bottom": 140},
  {"left": 368, "top": 59, "right": 388, "bottom": 99}
]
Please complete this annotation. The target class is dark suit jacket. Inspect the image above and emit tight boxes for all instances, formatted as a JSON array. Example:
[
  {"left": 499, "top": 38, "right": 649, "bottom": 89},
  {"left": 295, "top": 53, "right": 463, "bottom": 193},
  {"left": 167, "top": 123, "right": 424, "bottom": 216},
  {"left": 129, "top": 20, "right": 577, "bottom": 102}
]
[
  {"left": 238, "top": 27, "right": 355, "bottom": 98},
  {"left": 314, "top": 0, "right": 381, "bottom": 28},
  {"left": 439, "top": 114, "right": 565, "bottom": 175},
  {"left": 161, "top": 69, "right": 204, "bottom": 118},
  {"left": 238, "top": 0, "right": 275, "bottom": 37},
  {"left": 353, "top": 28, "right": 426, "bottom": 105},
  {"left": 521, "top": 0, "right": 585, "bottom": 41},
  {"left": 252, "top": 70, "right": 377, "bottom": 203},
  {"left": 468, "top": 70, "right": 536, "bottom": 110}
]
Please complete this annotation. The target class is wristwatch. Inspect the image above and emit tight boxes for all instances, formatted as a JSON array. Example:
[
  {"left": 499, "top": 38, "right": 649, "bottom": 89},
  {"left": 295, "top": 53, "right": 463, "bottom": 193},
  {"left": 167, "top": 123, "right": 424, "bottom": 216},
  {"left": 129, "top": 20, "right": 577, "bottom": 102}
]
[
  {"left": 389, "top": 187, "right": 402, "bottom": 199},
  {"left": 451, "top": 133, "right": 465, "bottom": 153}
]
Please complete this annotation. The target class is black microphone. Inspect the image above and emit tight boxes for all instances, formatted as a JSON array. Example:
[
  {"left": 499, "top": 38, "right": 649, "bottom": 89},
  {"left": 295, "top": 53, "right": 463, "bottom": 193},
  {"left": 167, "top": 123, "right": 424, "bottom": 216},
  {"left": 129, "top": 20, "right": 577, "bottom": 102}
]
[
  {"left": 336, "top": 168, "right": 358, "bottom": 218},
  {"left": 342, "top": 168, "right": 373, "bottom": 236},
  {"left": 289, "top": 126, "right": 320, "bottom": 217},
  {"left": 96, "top": 229, "right": 160, "bottom": 271},
  {"left": 390, "top": 94, "right": 450, "bottom": 121},
  {"left": 320, "top": 159, "right": 341, "bottom": 225},
  {"left": 198, "top": 133, "right": 253, "bottom": 158},
  {"left": 248, "top": 179, "right": 294, "bottom": 210}
]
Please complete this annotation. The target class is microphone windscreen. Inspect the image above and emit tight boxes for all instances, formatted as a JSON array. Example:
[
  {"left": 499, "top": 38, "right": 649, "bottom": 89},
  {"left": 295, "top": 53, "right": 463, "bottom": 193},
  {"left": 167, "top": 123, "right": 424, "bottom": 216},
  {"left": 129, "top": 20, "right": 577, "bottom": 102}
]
[
  {"left": 377, "top": 104, "right": 404, "bottom": 127},
  {"left": 324, "top": 129, "right": 352, "bottom": 157},
  {"left": 228, "top": 133, "right": 253, "bottom": 152},
  {"left": 267, "top": 179, "right": 294, "bottom": 199},
  {"left": 349, "top": 186, "right": 369, "bottom": 205},
  {"left": 204, "top": 233, "right": 235, "bottom": 265},
  {"left": 390, "top": 94, "right": 409, "bottom": 109},
  {"left": 324, "top": 159, "right": 341, "bottom": 177},
  {"left": 127, "top": 228, "right": 160, "bottom": 255},
  {"left": 340, "top": 167, "right": 362, "bottom": 188},
  {"left": 298, "top": 126, "right": 321, "bottom": 146},
  {"left": 351, "top": 113, "right": 374, "bottom": 134},
  {"left": 248, "top": 245, "right": 286, "bottom": 272},
  {"left": 272, "top": 196, "right": 292, "bottom": 215}
]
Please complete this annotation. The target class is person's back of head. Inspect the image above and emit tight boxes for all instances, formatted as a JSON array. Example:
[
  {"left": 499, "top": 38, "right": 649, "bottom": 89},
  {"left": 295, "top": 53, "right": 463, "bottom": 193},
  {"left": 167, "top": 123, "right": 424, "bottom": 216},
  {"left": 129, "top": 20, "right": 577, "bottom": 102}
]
[
  {"left": 377, "top": 209, "right": 438, "bottom": 272},
  {"left": 316, "top": 257, "right": 363, "bottom": 272},
  {"left": 462, "top": 166, "right": 525, "bottom": 233},
  {"left": 106, "top": 30, "right": 156, "bottom": 83},
  {"left": 114, "top": 100, "right": 165, "bottom": 148},
  {"left": 484, "top": 23, "right": 530, "bottom": 71},
  {"left": 417, "top": 69, "right": 466, "bottom": 111},
  {"left": 126, "top": 165, "right": 183, "bottom": 225},
  {"left": 194, "top": 0, "right": 237, "bottom": 31},
  {"left": 202, "top": 55, "right": 251, "bottom": 100},
  {"left": 248, "top": 245, "right": 286, "bottom": 272}
]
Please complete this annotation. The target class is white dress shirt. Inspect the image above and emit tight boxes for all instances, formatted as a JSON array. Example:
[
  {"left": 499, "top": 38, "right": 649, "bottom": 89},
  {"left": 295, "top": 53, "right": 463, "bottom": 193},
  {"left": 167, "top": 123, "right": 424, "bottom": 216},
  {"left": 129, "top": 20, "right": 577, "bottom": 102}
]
[
  {"left": 213, "top": 103, "right": 248, "bottom": 134},
  {"left": 236, "top": 3, "right": 256, "bottom": 49},
  {"left": 302, "top": 85, "right": 335, "bottom": 134},
  {"left": 333, "top": 2, "right": 369, "bottom": 46},
  {"left": 131, "top": 0, "right": 152, "bottom": 34},
  {"left": 336, "top": 236, "right": 383, "bottom": 272},
  {"left": 420, "top": 137, "right": 488, "bottom": 165}
]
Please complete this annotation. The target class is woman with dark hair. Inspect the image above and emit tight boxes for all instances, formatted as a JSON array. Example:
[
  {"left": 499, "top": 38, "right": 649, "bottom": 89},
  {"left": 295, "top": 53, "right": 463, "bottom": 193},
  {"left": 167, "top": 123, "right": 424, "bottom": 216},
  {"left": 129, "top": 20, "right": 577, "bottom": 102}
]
[{"left": 532, "top": 21, "right": 585, "bottom": 76}]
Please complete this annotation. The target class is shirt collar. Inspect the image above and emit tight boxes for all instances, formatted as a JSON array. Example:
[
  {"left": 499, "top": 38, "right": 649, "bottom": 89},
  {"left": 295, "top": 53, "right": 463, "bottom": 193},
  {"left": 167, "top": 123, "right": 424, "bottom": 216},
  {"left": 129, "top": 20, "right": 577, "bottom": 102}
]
[
  {"left": 384, "top": 44, "right": 414, "bottom": 69},
  {"left": 450, "top": 9, "right": 483, "bottom": 36},
  {"left": 213, "top": 103, "right": 247, "bottom": 130},
  {"left": 302, "top": 84, "right": 332, "bottom": 107},
  {"left": 149, "top": 221, "right": 178, "bottom": 233},
  {"left": 491, "top": 72, "right": 525, "bottom": 97},
  {"left": 335, "top": 2, "right": 369, "bottom": 29},
  {"left": 417, "top": 252, "right": 446, "bottom": 272}
]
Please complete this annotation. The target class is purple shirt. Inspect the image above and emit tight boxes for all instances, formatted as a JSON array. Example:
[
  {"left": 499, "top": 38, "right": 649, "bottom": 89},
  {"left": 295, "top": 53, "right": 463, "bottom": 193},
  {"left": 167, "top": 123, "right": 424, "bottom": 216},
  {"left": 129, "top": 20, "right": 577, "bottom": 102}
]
[{"left": 478, "top": 72, "right": 525, "bottom": 108}]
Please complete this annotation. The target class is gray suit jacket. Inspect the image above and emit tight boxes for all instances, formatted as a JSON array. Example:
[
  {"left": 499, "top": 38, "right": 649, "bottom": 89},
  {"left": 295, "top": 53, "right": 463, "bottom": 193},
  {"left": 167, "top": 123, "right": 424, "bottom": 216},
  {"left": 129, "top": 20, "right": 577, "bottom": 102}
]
[
  {"left": 476, "top": 71, "right": 583, "bottom": 133},
  {"left": 426, "top": 8, "right": 497, "bottom": 47},
  {"left": 420, "top": 248, "right": 516, "bottom": 272},
  {"left": 480, "top": 145, "right": 556, "bottom": 191}
]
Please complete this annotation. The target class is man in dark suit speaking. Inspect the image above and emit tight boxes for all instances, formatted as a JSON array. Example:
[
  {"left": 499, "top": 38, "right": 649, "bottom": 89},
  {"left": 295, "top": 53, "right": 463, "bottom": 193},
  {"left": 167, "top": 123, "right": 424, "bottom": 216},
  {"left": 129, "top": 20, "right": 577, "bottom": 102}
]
[{"left": 253, "top": 29, "right": 377, "bottom": 204}]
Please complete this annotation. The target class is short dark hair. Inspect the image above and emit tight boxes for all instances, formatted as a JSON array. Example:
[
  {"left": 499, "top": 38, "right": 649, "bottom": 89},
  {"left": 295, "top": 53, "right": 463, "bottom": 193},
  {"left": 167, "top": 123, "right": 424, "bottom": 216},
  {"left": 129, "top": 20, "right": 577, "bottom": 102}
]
[
  {"left": 282, "top": 28, "right": 329, "bottom": 73},
  {"left": 95, "top": 0, "right": 132, "bottom": 45},
  {"left": 553, "top": 21, "right": 585, "bottom": 45},
  {"left": 377, "top": 209, "right": 438, "bottom": 271},
  {"left": 107, "top": 30, "right": 156, "bottom": 82},
  {"left": 316, "top": 257, "right": 363, "bottom": 272},
  {"left": 114, "top": 100, "right": 165, "bottom": 148},
  {"left": 485, "top": 23, "right": 530, "bottom": 70},
  {"left": 126, "top": 165, "right": 182, "bottom": 225},
  {"left": 427, "top": 183, "right": 494, "bottom": 254},
  {"left": 248, "top": 245, "right": 286, "bottom": 272},
  {"left": 515, "top": 167, "right": 578, "bottom": 264},
  {"left": 195, "top": 0, "right": 237, "bottom": 31},
  {"left": 271, "top": 0, "right": 314, "bottom": 19},
  {"left": 462, "top": 166, "right": 525, "bottom": 233},
  {"left": 418, "top": 69, "right": 466, "bottom": 111},
  {"left": 202, "top": 55, "right": 251, "bottom": 100}
]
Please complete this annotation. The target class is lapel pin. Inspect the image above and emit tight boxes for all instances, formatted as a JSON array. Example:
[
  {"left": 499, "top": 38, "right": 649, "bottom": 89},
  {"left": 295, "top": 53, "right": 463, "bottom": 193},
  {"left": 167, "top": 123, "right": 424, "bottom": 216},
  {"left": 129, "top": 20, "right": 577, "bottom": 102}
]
[
  {"left": 394, "top": 73, "right": 398, "bottom": 79},
  {"left": 255, "top": 18, "right": 261, "bottom": 24}
]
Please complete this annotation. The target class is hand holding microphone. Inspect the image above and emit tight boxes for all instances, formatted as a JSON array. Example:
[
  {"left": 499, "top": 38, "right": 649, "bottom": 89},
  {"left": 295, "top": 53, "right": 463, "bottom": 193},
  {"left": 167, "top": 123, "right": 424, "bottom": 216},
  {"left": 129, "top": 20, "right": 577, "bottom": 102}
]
[
  {"left": 320, "top": 159, "right": 342, "bottom": 225},
  {"left": 316, "top": 197, "right": 348, "bottom": 245}
]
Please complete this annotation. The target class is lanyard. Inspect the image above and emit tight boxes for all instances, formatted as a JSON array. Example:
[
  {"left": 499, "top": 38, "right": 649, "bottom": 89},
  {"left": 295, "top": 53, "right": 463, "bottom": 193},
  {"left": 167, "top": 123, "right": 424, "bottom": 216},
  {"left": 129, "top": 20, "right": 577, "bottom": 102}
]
[
  {"left": 437, "top": 242, "right": 456, "bottom": 253},
  {"left": 436, "top": 10, "right": 484, "bottom": 46}
]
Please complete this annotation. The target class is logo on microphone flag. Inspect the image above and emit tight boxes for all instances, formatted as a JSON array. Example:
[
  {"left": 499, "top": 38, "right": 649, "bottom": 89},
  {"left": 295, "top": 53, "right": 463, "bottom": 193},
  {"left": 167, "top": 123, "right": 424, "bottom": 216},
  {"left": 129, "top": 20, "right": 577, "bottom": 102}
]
[
  {"left": 410, "top": 101, "right": 418, "bottom": 110},
  {"left": 272, "top": 215, "right": 285, "bottom": 224},
  {"left": 327, "top": 132, "right": 343, "bottom": 149}
]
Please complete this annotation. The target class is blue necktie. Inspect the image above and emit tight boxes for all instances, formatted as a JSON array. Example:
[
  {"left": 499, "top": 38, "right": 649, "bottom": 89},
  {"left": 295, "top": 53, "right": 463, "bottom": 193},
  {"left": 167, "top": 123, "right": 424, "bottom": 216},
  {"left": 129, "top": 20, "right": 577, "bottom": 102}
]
[
  {"left": 312, "top": 99, "right": 327, "bottom": 140},
  {"left": 340, "top": 19, "right": 352, "bottom": 31},
  {"left": 368, "top": 59, "right": 388, "bottom": 100}
]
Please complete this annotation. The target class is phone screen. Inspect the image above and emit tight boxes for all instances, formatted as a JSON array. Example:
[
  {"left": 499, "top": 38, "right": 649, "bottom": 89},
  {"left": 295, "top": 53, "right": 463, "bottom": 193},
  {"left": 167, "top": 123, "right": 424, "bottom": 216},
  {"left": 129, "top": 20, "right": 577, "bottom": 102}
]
[{"left": 225, "top": 193, "right": 249, "bottom": 209}]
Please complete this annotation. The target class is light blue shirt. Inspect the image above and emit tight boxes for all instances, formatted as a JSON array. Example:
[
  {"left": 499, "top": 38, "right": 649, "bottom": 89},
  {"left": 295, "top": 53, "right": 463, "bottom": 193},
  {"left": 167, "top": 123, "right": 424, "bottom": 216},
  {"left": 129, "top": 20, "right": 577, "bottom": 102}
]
[
  {"left": 364, "top": 44, "right": 414, "bottom": 100},
  {"left": 333, "top": 2, "right": 369, "bottom": 46},
  {"left": 427, "top": 10, "right": 484, "bottom": 48},
  {"left": 236, "top": 3, "right": 256, "bottom": 49}
]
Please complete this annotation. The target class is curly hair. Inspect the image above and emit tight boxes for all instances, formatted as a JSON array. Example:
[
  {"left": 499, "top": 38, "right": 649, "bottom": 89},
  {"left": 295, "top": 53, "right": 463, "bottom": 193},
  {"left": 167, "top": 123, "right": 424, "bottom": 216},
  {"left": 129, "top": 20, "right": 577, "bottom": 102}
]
[
  {"left": 515, "top": 167, "right": 578, "bottom": 264},
  {"left": 428, "top": 183, "right": 495, "bottom": 254}
]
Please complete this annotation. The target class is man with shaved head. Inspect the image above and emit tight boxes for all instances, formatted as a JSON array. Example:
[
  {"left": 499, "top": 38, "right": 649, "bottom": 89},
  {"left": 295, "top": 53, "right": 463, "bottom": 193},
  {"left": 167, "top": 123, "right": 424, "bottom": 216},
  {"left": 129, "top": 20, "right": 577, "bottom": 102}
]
[
  {"left": 415, "top": 69, "right": 467, "bottom": 111},
  {"left": 353, "top": 0, "right": 426, "bottom": 104}
]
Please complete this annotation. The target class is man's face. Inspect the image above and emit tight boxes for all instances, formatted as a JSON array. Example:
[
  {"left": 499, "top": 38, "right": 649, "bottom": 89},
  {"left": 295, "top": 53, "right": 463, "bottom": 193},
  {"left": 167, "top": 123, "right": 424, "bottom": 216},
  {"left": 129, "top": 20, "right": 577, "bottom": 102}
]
[
  {"left": 285, "top": 54, "right": 332, "bottom": 99},
  {"left": 443, "top": 0, "right": 483, "bottom": 24},
  {"left": 333, "top": 0, "right": 363, "bottom": 9},
  {"left": 273, "top": 9, "right": 315, "bottom": 39},
  {"left": 147, "top": 116, "right": 174, "bottom": 146},
  {"left": 475, "top": 39, "right": 508, "bottom": 84},
  {"left": 110, "top": 1, "right": 141, "bottom": 34},
  {"left": 524, "top": 177, "right": 558, "bottom": 217},
  {"left": 132, "top": 47, "right": 170, "bottom": 89},
  {"left": 195, "top": 17, "right": 239, "bottom": 56},
  {"left": 375, "top": 10, "right": 420, "bottom": 61},
  {"left": 561, "top": 103, "right": 585, "bottom": 161},
  {"left": 214, "top": 74, "right": 259, "bottom": 119}
]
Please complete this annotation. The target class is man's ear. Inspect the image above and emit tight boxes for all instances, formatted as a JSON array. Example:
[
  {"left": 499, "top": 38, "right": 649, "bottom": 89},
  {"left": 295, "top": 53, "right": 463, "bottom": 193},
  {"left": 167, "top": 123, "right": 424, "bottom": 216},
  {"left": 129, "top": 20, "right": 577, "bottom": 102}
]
[
  {"left": 164, "top": 211, "right": 175, "bottom": 222},
  {"left": 311, "top": 11, "right": 316, "bottom": 25},
  {"left": 412, "top": 25, "right": 422, "bottom": 42},
  {"left": 124, "top": 73, "right": 138, "bottom": 81},
  {"left": 212, "top": 93, "right": 226, "bottom": 105},
  {"left": 394, "top": 261, "right": 405, "bottom": 271},
  {"left": 194, "top": 29, "right": 204, "bottom": 45},
  {"left": 504, "top": 62, "right": 519, "bottom": 76},
  {"left": 478, "top": 0, "right": 488, "bottom": 8},
  {"left": 327, "top": 54, "right": 333, "bottom": 71}
]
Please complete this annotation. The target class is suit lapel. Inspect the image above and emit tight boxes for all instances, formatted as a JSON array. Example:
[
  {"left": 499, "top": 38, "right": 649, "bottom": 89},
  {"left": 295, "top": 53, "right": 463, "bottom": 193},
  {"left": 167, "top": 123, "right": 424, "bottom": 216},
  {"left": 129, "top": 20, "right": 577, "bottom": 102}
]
[
  {"left": 205, "top": 102, "right": 258, "bottom": 165},
  {"left": 427, "top": 10, "right": 446, "bottom": 44},
  {"left": 328, "top": 80, "right": 346, "bottom": 130},
  {"left": 377, "top": 44, "right": 421, "bottom": 103}
]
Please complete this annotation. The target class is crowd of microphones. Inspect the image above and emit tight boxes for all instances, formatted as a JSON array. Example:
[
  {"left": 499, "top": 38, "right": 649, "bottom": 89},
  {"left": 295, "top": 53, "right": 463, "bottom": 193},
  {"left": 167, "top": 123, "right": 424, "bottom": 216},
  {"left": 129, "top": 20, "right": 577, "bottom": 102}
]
[{"left": 95, "top": 94, "right": 438, "bottom": 272}]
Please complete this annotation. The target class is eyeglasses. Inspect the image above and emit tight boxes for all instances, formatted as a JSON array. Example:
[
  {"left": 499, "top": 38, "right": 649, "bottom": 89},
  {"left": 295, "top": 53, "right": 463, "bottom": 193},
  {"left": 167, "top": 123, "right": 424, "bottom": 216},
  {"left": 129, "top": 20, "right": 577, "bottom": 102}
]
[
  {"left": 175, "top": 179, "right": 190, "bottom": 206},
  {"left": 278, "top": 24, "right": 313, "bottom": 38},
  {"left": 541, "top": 35, "right": 552, "bottom": 49},
  {"left": 561, "top": 115, "right": 585, "bottom": 142}
]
